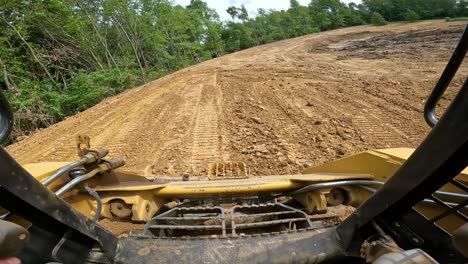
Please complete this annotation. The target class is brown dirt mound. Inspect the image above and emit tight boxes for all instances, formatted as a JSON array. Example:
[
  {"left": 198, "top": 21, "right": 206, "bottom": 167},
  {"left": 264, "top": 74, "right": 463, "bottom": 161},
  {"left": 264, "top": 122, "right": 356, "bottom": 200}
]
[{"left": 7, "top": 20, "right": 468, "bottom": 176}]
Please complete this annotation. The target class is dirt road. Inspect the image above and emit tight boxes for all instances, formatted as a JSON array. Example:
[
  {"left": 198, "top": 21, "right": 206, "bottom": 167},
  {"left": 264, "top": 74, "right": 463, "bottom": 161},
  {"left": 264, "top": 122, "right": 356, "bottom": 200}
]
[{"left": 7, "top": 20, "right": 468, "bottom": 176}]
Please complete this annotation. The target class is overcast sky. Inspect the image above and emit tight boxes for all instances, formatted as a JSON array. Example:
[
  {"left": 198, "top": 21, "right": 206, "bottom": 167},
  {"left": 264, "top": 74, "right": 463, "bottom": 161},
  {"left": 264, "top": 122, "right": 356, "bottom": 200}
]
[{"left": 175, "top": 0, "right": 362, "bottom": 21}]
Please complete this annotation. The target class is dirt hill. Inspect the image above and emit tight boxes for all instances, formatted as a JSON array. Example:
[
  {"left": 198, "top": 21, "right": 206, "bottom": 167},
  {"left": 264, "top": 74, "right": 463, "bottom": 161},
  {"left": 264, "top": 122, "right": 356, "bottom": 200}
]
[{"left": 7, "top": 20, "right": 468, "bottom": 176}]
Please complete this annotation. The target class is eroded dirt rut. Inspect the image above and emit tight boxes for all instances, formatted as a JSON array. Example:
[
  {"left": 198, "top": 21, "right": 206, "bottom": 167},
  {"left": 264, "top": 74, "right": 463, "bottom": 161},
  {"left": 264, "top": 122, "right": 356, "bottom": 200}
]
[{"left": 7, "top": 20, "right": 468, "bottom": 176}]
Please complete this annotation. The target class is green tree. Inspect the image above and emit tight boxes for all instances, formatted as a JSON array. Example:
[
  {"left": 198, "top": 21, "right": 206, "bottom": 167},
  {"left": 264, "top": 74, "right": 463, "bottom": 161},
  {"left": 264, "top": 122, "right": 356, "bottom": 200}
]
[
  {"left": 456, "top": 0, "right": 468, "bottom": 16},
  {"left": 371, "top": 12, "right": 388, "bottom": 25},
  {"left": 309, "top": 0, "right": 363, "bottom": 30},
  {"left": 364, "top": 0, "right": 457, "bottom": 21},
  {"left": 405, "top": 9, "right": 421, "bottom": 21},
  {"left": 238, "top": 5, "right": 249, "bottom": 21},
  {"left": 226, "top": 6, "right": 238, "bottom": 21}
]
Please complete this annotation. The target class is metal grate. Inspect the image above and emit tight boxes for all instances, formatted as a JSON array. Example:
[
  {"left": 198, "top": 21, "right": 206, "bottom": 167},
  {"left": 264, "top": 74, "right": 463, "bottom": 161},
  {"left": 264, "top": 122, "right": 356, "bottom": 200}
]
[
  {"left": 142, "top": 202, "right": 322, "bottom": 238},
  {"left": 426, "top": 179, "right": 467, "bottom": 230},
  {"left": 230, "top": 202, "right": 316, "bottom": 236},
  {"left": 144, "top": 206, "right": 226, "bottom": 237}
]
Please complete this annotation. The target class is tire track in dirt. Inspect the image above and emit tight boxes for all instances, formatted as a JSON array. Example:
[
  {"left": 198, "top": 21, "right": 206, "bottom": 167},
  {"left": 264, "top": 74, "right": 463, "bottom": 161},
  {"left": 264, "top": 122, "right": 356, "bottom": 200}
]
[
  {"left": 104, "top": 119, "right": 141, "bottom": 158},
  {"left": 351, "top": 99, "right": 407, "bottom": 147},
  {"left": 88, "top": 105, "right": 148, "bottom": 158},
  {"left": 143, "top": 75, "right": 205, "bottom": 174},
  {"left": 356, "top": 90, "right": 425, "bottom": 143},
  {"left": 35, "top": 104, "right": 132, "bottom": 161},
  {"left": 48, "top": 81, "right": 175, "bottom": 164},
  {"left": 275, "top": 121, "right": 304, "bottom": 163},
  {"left": 298, "top": 93, "right": 349, "bottom": 118},
  {"left": 117, "top": 74, "right": 205, "bottom": 174},
  {"left": 17, "top": 102, "right": 121, "bottom": 162},
  {"left": 262, "top": 85, "right": 312, "bottom": 165},
  {"left": 351, "top": 97, "right": 411, "bottom": 146},
  {"left": 191, "top": 100, "right": 220, "bottom": 167},
  {"left": 190, "top": 73, "right": 221, "bottom": 172},
  {"left": 288, "top": 78, "right": 414, "bottom": 149}
]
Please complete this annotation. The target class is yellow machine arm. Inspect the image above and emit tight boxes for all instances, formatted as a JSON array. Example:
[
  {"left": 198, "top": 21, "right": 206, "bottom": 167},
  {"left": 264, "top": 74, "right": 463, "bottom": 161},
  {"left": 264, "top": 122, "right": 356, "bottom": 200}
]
[{"left": 21, "top": 147, "right": 467, "bottom": 233}]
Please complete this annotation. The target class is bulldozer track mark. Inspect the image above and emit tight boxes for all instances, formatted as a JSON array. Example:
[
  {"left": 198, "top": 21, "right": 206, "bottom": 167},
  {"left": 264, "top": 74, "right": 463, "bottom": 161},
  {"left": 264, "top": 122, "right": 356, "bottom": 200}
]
[
  {"left": 353, "top": 99, "right": 410, "bottom": 144},
  {"left": 36, "top": 109, "right": 124, "bottom": 161},
  {"left": 138, "top": 76, "right": 209, "bottom": 174},
  {"left": 149, "top": 80, "right": 203, "bottom": 165},
  {"left": 191, "top": 75, "right": 221, "bottom": 169},
  {"left": 106, "top": 121, "right": 140, "bottom": 157},
  {"left": 45, "top": 137, "right": 76, "bottom": 160},
  {"left": 369, "top": 112, "right": 409, "bottom": 139},
  {"left": 295, "top": 95, "right": 348, "bottom": 119},
  {"left": 213, "top": 71, "right": 218, "bottom": 87},
  {"left": 352, "top": 115, "right": 403, "bottom": 146},
  {"left": 132, "top": 80, "right": 198, "bottom": 172},
  {"left": 191, "top": 100, "right": 220, "bottom": 167},
  {"left": 84, "top": 116, "right": 131, "bottom": 151},
  {"left": 269, "top": 92, "right": 308, "bottom": 163},
  {"left": 276, "top": 127, "right": 305, "bottom": 162},
  {"left": 214, "top": 72, "right": 231, "bottom": 162},
  {"left": 132, "top": 103, "right": 173, "bottom": 163}
]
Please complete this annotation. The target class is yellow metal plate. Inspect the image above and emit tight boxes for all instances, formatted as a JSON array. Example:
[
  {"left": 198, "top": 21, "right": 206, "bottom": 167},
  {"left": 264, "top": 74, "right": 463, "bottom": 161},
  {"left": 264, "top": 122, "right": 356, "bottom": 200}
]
[
  {"left": 23, "top": 162, "right": 70, "bottom": 181},
  {"left": 94, "top": 173, "right": 373, "bottom": 198}
]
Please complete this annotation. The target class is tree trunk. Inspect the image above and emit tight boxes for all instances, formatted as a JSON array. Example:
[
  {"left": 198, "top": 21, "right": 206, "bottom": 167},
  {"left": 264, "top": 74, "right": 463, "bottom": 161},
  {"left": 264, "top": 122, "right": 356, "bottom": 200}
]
[
  {"left": 1, "top": 16, "right": 57, "bottom": 86},
  {"left": 113, "top": 16, "right": 146, "bottom": 81},
  {"left": 0, "top": 59, "right": 20, "bottom": 96},
  {"left": 72, "top": 0, "right": 120, "bottom": 72}
]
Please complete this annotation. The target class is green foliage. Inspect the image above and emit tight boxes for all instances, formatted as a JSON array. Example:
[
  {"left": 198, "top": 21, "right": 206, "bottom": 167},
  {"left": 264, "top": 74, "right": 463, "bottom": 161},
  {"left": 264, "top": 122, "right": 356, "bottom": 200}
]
[
  {"left": 226, "top": 5, "right": 249, "bottom": 21},
  {"left": 220, "top": 0, "right": 366, "bottom": 52},
  {"left": 457, "top": 0, "right": 468, "bottom": 16},
  {"left": 405, "top": 9, "right": 421, "bottom": 21},
  {"left": 371, "top": 12, "right": 388, "bottom": 25},
  {"left": 62, "top": 69, "right": 139, "bottom": 113},
  {"left": 445, "top": 16, "right": 468, "bottom": 21},
  {"left": 364, "top": 0, "right": 457, "bottom": 21}
]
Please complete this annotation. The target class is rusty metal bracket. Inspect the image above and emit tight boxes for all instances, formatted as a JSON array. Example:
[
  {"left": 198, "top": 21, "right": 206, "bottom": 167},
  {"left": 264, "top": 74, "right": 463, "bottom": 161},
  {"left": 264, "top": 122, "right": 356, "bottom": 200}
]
[
  {"left": 293, "top": 190, "right": 328, "bottom": 214},
  {"left": 76, "top": 134, "right": 91, "bottom": 158},
  {"left": 207, "top": 162, "right": 249, "bottom": 180}
]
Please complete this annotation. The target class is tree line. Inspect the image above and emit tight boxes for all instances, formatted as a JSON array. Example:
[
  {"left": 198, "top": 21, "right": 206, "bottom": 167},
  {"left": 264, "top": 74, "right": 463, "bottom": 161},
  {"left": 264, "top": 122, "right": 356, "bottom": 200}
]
[{"left": 0, "top": 0, "right": 466, "bottom": 141}]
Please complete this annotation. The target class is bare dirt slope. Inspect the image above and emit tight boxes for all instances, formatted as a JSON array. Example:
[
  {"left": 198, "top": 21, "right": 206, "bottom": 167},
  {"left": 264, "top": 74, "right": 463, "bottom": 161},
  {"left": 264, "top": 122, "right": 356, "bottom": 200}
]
[{"left": 7, "top": 20, "right": 468, "bottom": 176}]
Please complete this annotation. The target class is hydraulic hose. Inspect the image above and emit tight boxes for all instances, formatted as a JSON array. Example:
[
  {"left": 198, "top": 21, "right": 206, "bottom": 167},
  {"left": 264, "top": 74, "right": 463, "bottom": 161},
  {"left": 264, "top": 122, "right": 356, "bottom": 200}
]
[
  {"left": 55, "top": 159, "right": 125, "bottom": 196},
  {"left": 288, "top": 180, "right": 468, "bottom": 201},
  {"left": 42, "top": 149, "right": 109, "bottom": 186},
  {"left": 360, "top": 185, "right": 467, "bottom": 209},
  {"left": 288, "top": 180, "right": 382, "bottom": 195},
  {"left": 84, "top": 185, "right": 102, "bottom": 221}
]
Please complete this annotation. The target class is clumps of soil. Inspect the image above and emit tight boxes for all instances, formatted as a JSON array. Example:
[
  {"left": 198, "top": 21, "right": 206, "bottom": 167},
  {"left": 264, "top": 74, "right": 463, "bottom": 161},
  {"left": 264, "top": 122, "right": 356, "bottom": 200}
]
[
  {"left": 310, "top": 205, "right": 356, "bottom": 225},
  {"left": 98, "top": 218, "right": 145, "bottom": 236},
  {"left": 312, "top": 27, "right": 464, "bottom": 60}
]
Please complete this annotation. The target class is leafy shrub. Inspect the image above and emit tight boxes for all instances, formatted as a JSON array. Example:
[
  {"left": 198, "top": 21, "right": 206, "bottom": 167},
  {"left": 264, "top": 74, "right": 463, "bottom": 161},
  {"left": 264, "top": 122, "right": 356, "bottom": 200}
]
[
  {"left": 371, "top": 12, "right": 387, "bottom": 26},
  {"left": 405, "top": 10, "right": 421, "bottom": 22},
  {"left": 446, "top": 17, "right": 468, "bottom": 22},
  {"left": 62, "top": 68, "right": 140, "bottom": 115}
]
